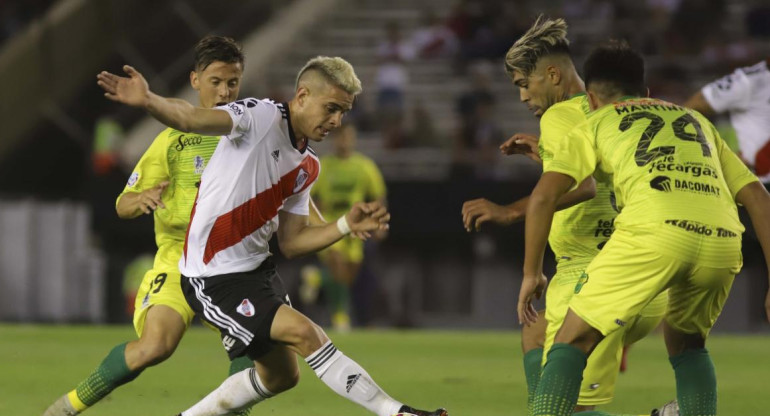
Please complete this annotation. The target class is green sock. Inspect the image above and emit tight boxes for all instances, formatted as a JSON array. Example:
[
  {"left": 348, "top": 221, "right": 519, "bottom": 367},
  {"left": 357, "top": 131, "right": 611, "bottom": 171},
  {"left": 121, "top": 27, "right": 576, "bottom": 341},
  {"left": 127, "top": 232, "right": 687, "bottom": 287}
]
[
  {"left": 523, "top": 347, "right": 544, "bottom": 411},
  {"left": 70, "top": 342, "right": 142, "bottom": 410},
  {"left": 229, "top": 356, "right": 256, "bottom": 416},
  {"left": 670, "top": 348, "right": 717, "bottom": 416},
  {"left": 532, "top": 343, "right": 587, "bottom": 416},
  {"left": 574, "top": 411, "right": 638, "bottom": 415}
]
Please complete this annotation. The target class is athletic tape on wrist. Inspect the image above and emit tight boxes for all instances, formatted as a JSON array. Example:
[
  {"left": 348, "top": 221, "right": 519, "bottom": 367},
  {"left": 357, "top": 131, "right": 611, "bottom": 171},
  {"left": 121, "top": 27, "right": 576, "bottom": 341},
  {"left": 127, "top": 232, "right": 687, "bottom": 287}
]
[{"left": 336, "top": 215, "right": 351, "bottom": 235}]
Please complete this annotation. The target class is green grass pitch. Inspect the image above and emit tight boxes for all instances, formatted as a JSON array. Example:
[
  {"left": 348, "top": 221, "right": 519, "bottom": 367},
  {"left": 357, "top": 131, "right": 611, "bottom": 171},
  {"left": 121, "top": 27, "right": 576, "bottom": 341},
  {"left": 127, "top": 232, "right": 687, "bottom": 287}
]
[{"left": 2, "top": 324, "right": 768, "bottom": 415}]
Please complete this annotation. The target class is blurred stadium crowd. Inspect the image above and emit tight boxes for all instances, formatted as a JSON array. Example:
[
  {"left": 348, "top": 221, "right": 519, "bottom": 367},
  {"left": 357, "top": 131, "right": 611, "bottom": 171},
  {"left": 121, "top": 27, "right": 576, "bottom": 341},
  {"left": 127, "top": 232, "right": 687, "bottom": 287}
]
[{"left": 0, "top": 0, "right": 768, "bottom": 328}]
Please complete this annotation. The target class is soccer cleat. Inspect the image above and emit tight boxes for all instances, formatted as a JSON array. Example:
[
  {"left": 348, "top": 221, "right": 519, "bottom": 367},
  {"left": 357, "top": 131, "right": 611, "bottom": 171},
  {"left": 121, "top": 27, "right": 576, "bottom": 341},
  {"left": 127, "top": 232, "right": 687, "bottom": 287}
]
[
  {"left": 650, "top": 399, "right": 679, "bottom": 416},
  {"left": 42, "top": 395, "right": 79, "bottom": 416},
  {"left": 394, "top": 405, "right": 449, "bottom": 416}
]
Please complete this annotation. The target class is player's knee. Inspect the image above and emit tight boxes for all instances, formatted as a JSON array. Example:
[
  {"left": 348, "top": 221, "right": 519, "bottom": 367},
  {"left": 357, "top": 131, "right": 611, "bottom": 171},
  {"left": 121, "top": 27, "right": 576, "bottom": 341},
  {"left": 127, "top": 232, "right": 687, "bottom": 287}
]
[
  {"left": 134, "top": 338, "right": 177, "bottom": 367},
  {"left": 521, "top": 310, "right": 546, "bottom": 351},
  {"left": 292, "top": 321, "right": 328, "bottom": 355}
]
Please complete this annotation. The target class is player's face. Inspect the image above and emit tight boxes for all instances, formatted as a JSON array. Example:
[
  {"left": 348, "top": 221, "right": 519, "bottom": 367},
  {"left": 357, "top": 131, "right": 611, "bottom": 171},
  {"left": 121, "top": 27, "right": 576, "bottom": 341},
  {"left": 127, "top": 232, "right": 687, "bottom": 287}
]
[
  {"left": 191, "top": 61, "right": 244, "bottom": 108},
  {"left": 298, "top": 82, "right": 354, "bottom": 142},
  {"left": 512, "top": 67, "right": 555, "bottom": 118}
]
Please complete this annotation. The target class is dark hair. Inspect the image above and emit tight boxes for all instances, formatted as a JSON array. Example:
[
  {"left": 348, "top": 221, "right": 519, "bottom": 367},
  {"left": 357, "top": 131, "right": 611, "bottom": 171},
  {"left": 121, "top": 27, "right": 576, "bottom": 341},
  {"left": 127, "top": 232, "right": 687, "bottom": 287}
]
[
  {"left": 194, "top": 35, "right": 244, "bottom": 72},
  {"left": 583, "top": 40, "right": 645, "bottom": 97}
]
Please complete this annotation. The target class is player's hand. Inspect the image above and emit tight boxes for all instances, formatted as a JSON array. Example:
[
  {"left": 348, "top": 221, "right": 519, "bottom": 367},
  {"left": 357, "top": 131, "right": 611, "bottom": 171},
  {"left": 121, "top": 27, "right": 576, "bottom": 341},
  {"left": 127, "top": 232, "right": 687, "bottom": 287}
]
[
  {"left": 500, "top": 133, "right": 541, "bottom": 164},
  {"left": 346, "top": 201, "right": 390, "bottom": 241},
  {"left": 517, "top": 273, "right": 548, "bottom": 326},
  {"left": 97, "top": 65, "right": 150, "bottom": 108},
  {"left": 461, "top": 198, "right": 516, "bottom": 232},
  {"left": 138, "top": 181, "right": 169, "bottom": 214}
]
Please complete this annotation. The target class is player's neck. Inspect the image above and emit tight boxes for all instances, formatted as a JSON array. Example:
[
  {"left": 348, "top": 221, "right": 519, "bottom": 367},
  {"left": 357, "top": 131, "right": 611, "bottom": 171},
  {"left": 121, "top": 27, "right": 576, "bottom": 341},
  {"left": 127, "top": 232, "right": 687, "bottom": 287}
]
[{"left": 564, "top": 75, "right": 586, "bottom": 98}]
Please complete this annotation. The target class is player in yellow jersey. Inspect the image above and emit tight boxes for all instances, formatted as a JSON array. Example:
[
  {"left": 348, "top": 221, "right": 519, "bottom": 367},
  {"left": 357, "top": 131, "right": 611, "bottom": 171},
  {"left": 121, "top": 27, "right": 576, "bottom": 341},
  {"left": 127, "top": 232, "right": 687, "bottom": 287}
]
[
  {"left": 309, "top": 123, "right": 387, "bottom": 330},
  {"left": 520, "top": 41, "right": 770, "bottom": 416},
  {"left": 462, "top": 17, "right": 669, "bottom": 415},
  {"left": 42, "top": 36, "right": 322, "bottom": 416}
]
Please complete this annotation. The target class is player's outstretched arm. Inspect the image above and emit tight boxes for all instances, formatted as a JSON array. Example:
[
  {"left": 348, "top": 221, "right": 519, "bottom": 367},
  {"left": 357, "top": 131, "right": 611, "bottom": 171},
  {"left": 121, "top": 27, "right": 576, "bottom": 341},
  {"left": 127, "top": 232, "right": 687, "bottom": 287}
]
[
  {"left": 735, "top": 181, "right": 770, "bottom": 322},
  {"left": 500, "top": 133, "right": 542, "bottom": 164},
  {"left": 683, "top": 91, "right": 717, "bottom": 118},
  {"left": 519, "top": 171, "right": 575, "bottom": 326},
  {"left": 116, "top": 181, "right": 169, "bottom": 218},
  {"left": 97, "top": 65, "right": 233, "bottom": 135},
  {"left": 461, "top": 176, "right": 595, "bottom": 232},
  {"left": 277, "top": 201, "right": 389, "bottom": 259}
]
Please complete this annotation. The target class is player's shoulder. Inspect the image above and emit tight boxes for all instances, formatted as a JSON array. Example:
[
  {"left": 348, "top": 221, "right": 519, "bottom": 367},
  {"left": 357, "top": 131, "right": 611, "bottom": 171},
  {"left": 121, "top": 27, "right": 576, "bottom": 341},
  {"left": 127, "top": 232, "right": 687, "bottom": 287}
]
[
  {"left": 226, "top": 97, "right": 284, "bottom": 120},
  {"left": 541, "top": 94, "right": 588, "bottom": 125}
]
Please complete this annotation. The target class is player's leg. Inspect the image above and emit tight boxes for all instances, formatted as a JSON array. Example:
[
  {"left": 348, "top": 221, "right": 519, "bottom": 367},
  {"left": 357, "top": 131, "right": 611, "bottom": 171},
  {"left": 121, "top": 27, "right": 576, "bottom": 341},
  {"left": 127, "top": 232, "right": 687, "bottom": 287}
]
[
  {"left": 571, "top": 290, "right": 668, "bottom": 413},
  {"left": 42, "top": 270, "right": 192, "bottom": 416},
  {"left": 521, "top": 309, "right": 546, "bottom": 411},
  {"left": 179, "top": 345, "right": 300, "bottom": 416},
  {"left": 664, "top": 263, "right": 737, "bottom": 416},
  {"left": 532, "top": 235, "right": 677, "bottom": 416},
  {"left": 270, "top": 304, "right": 447, "bottom": 416},
  {"left": 321, "top": 240, "right": 362, "bottom": 331}
]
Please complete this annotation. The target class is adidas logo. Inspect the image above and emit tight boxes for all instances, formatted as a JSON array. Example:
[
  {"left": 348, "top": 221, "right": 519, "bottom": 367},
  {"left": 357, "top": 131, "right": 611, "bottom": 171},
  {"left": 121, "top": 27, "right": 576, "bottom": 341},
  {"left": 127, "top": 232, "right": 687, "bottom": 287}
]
[
  {"left": 271, "top": 149, "right": 280, "bottom": 161},
  {"left": 346, "top": 373, "right": 361, "bottom": 393}
]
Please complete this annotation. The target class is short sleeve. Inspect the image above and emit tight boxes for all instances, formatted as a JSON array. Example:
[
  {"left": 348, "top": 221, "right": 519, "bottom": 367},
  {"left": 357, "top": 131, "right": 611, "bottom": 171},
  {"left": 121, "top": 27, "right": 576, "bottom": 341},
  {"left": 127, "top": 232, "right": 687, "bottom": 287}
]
[
  {"left": 545, "top": 122, "right": 599, "bottom": 188},
  {"left": 713, "top": 124, "right": 759, "bottom": 198},
  {"left": 539, "top": 103, "right": 587, "bottom": 172},
  {"left": 701, "top": 69, "right": 751, "bottom": 113},
  {"left": 282, "top": 186, "right": 311, "bottom": 216},
  {"left": 116, "top": 129, "right": 170, "bottom": 208},
  {"left": 217, "top": 98, "right": 271, "bottom": 141}
]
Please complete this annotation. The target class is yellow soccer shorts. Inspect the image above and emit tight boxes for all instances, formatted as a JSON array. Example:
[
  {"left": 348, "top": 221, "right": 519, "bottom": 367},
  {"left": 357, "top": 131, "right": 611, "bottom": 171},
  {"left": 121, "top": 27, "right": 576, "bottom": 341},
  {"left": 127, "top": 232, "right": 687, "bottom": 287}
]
[
  {"left": 570, "top": 229, "right": 739, "bottom": 341},
  {"left": 543, "top": 258, "right": 668, "bottom": 405},
  {"left": 133, "top": 268, "right": 195, "bottom": 338},
  {"left": 318, "top": 236, "right": 364, "bottom": 264}
]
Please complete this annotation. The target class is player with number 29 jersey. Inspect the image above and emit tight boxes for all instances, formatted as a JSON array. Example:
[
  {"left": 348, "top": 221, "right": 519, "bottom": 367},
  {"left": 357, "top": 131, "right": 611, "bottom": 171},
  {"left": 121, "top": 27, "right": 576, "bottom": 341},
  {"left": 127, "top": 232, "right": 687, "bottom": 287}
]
[
  {"left": 551, "top": 97, "right": 756, "bottom": 269},
  {"left": 548, "top": 97, "right": 758, "bottom": 338}
]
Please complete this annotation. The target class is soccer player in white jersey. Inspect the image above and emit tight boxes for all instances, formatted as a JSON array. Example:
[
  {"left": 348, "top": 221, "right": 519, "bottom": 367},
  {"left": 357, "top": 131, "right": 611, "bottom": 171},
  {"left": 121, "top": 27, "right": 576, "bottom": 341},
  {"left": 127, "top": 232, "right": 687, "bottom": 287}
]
[
  {"left": 684, "top": 59, "right": 770, "bottom": 182},
  {"left": 96, "top": 56, "right": 447, "bottom": 416}
]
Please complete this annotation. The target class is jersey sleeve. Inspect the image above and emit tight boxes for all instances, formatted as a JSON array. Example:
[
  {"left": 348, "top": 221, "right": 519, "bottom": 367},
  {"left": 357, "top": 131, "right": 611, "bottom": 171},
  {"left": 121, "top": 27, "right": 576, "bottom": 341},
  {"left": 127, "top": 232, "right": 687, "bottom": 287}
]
[
  {"left": 282, "top": 186, "right": 311, "bottom": 216},
  {"left": 116, "top": 129, "right": 170, "bottom": 208},
  {"left": 363, "top": 158, "right": 387, "bottom": 201},
  {"left": 545, "top": 121, "right": 598, "bottom": 187},
  {"left": 218, "top": 98, "right": 271, "bottom": 142},
  {"left": 539, "top": 104, "right": 587, "bottom": 171},
  {"left": 701, "top": 69, "right": 751, "bottom": 113},
  {"left": 712, "top": 123, "right": 759, "bottom": 198}
]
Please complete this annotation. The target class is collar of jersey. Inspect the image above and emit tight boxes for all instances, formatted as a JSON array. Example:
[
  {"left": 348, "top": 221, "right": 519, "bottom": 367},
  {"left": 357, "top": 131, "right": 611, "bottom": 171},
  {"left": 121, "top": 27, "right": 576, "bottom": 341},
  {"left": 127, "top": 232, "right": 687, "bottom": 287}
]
[
  {"left": 282, "top": 102, "right": 307, "bottom": 154},
  {"left": 569, "top": 92, "right": 586, "bottom": 99}
]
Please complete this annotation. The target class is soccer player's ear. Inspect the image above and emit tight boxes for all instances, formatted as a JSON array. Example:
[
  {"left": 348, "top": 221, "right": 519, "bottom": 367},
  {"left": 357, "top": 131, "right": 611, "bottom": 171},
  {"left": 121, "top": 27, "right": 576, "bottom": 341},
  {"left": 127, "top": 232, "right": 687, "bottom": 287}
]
[
  {"left": 546, "top": 65, "right": 561, "bottom": 85},
  {"left": 190, "top": 70, "right": 200, "bottom": 91}
]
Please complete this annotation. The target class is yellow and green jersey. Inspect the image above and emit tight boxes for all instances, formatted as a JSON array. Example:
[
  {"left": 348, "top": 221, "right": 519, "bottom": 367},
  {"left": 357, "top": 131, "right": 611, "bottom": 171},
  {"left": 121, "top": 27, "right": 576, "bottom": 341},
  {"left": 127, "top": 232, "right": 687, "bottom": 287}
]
[
  {"left": 311, "top": 152, "right": 386, "bottom": 221},
  {"left": 116, "top": 128, "right": 220, "bottom": 271},
  {"left": 539, "top": 94, "right": 617, "bottom": 269},
  {"left": 548, "top": 97, "right": 758, "bottom": 268}
]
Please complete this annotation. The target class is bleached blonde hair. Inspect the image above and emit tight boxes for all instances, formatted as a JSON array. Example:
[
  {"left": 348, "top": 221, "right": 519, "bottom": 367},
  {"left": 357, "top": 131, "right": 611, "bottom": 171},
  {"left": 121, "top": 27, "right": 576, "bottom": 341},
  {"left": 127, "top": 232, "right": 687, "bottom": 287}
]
[
  {"left": 296, "top": 56, "right": 362, "bottom": 95},
  {"left": 504, "top": 15, "right": 571, "bottom": 78}
]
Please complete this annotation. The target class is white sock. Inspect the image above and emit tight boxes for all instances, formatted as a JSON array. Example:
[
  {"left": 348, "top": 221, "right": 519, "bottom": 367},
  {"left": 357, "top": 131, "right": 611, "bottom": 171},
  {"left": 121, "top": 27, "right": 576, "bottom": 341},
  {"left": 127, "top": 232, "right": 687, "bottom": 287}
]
[
  {"left": 306, "top": 341, "right": 403, "bottom": 416},
  {"left": 180, "top": 367, "right": 273, "bottom": 416}
]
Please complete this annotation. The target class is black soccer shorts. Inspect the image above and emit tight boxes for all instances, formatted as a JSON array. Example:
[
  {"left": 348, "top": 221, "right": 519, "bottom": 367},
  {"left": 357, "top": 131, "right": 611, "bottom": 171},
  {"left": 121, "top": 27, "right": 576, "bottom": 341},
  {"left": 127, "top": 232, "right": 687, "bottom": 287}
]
[{"left": 182, "top": 258, "right": 291, "bottom": 360}]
